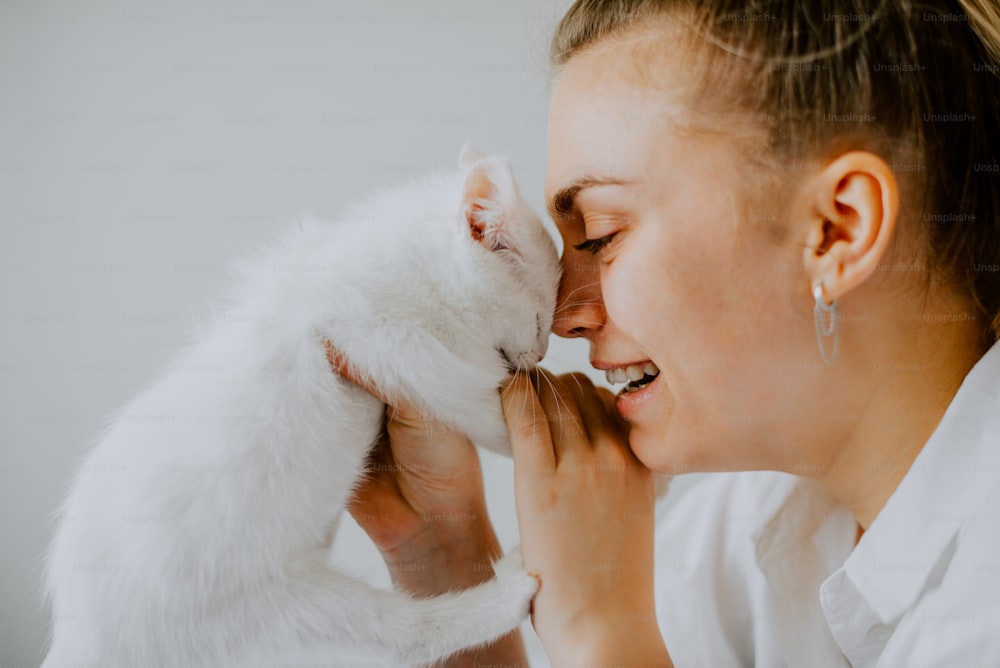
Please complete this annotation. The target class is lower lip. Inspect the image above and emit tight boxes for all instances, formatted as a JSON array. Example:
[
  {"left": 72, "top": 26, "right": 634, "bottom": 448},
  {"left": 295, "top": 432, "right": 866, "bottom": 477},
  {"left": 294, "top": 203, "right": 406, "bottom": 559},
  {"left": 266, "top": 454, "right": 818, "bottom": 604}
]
[{"left": 614, "top": 373, "right": 663, "bottom": 421}]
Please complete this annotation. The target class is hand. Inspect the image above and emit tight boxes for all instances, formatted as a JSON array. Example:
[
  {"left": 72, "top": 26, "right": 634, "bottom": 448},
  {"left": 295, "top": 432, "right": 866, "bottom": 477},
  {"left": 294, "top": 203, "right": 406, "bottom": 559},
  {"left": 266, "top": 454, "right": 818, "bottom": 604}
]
[
  {"left": 323, "top": 341, "right": 500, "bottom": 590},
  {"left": 324, "top": 341, "right": 530, "bottom": 667},
  {"left": 501, "top": 370, "right": 672, "bottom": 667}
]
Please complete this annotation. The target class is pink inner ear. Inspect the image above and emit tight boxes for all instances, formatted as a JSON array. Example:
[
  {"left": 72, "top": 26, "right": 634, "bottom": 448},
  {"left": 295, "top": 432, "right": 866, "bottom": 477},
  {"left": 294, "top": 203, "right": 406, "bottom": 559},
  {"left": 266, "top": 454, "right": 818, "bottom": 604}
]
[
  {"left": 462, "top": 161, "right": 517, "bottom": 252},
  {"left": 465, "top": 200, "right": 512, "bottom": 252},
  {"left": 467, "top": 203, "right": 487, "bottom": 242},
  {"left": 463, "top": 167, "right": 497, "bottom": 245}
]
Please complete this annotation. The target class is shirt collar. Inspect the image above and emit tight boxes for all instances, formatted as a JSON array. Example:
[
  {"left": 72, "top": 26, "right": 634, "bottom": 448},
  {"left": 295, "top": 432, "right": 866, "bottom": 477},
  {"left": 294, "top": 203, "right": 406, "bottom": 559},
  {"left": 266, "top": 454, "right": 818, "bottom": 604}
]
[
  {"left": 751, "top": 340, "right": 1000, "bottom": 623},
  {"left": 843, "top": 339, "right": 1000, "bottom": 622}
]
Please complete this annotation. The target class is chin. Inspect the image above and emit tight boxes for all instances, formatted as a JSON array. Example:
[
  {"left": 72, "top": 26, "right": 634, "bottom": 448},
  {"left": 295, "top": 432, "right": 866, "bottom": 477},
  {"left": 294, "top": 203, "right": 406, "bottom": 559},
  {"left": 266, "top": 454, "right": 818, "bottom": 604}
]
[
  {"left": 627, "top": 417, "right": 726, "bottom": 476},
  {"left": 625, "top": 422, "right": 678, "bottom": 474}
]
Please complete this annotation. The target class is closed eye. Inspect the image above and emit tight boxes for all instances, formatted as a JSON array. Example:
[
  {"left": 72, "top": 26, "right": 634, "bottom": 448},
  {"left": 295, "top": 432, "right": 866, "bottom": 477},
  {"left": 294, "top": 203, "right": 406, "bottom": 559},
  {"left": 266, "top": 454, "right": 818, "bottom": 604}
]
[{"left": 573, "top": 234, "right": 615, "bottom": 255}]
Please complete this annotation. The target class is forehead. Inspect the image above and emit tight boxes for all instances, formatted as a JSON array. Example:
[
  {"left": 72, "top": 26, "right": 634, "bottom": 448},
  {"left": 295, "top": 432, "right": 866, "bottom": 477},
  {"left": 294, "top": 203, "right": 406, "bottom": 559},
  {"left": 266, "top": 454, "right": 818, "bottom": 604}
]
[{"left": 544, "top": 40, "right": 692, "bottom": 203}]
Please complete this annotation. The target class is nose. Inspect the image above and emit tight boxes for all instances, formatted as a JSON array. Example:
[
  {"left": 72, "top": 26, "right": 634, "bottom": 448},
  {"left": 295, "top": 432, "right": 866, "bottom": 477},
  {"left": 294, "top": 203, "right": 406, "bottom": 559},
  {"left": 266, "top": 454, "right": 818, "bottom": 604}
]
[{"left": 552, "top": 251, "right": 605, "bottom": 339}]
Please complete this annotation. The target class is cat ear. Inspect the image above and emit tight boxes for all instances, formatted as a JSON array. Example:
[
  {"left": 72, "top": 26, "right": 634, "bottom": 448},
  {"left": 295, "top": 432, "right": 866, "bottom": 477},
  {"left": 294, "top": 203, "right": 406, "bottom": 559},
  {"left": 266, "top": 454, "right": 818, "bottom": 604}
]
[
  {"left": 458, "top": 142, "right": 485, "bottom": 171},
  {"left": 461, "top": 158, "right": 518, "bottom": 253}
]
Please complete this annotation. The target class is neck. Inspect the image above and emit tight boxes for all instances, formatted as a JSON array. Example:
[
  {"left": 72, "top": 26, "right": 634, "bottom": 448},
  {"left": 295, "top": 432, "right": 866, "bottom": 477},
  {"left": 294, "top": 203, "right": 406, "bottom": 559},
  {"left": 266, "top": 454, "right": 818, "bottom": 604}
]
[{"left": 818, "top": 318, "right": 986, "bottom": 531}]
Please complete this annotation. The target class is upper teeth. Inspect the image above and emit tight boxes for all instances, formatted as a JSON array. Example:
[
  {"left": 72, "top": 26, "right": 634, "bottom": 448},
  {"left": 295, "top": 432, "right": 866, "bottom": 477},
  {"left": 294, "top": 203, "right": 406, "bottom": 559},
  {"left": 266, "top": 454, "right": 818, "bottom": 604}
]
[{"left": 605, "top": 362, "right": 659, "bottom": 385}]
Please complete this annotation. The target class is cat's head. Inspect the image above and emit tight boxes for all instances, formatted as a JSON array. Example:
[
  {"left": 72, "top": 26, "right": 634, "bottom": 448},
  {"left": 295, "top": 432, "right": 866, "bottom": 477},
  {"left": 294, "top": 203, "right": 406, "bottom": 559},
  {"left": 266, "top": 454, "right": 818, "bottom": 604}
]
[
  {"left": 416, "top": 144, "right": 560, "bottom": 451},
  {"left": 324, "top": 144, "right": 560, "bottom": 452},
  {"left": 451, "top": 143, "right": 560, "bottom": 373}
]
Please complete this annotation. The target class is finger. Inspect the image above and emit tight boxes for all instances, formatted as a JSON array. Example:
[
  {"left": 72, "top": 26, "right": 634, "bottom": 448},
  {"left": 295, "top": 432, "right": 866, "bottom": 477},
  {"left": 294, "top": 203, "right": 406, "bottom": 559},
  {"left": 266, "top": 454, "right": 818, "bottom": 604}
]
[
  {"left": 596, "top": 386, "right": 617, "bottom": 411},
  {"left": 591, "top": 384, "right": 643, "bottom": 465},
  {"left": 347, "top": 434, "right": 406, "bottom": 518},
  {"left": 561, "top": 373, "right": 631, "bottom": 446},
  {"left": 560, "top": 373, "right": 612, "bottom": 439},
  {"left": 586, "top": 385, "right": 630, "bottom": 434},
  {"left": 501, "top": 372, "right": 556, "bottom": 478},
  {"left": 530, "top": 368, "right": 588, "bottom": 459}
]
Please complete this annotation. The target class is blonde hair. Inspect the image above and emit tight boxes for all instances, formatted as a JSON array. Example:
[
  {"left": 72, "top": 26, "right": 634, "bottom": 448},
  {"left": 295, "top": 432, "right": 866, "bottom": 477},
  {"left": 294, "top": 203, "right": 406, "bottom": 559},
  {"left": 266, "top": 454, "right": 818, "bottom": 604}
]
[
  {"left": 962, "top": 0, "right": 1000, "bottom": 62},
  {"left": 552, "top": 0, "right": 1000, "bottom": 346}
]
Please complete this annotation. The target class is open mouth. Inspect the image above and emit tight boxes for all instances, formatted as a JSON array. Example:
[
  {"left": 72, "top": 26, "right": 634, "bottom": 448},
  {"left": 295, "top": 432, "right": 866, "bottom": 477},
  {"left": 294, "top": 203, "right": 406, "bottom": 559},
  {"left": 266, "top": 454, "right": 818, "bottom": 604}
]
[{"left": 604, "top": 361, "right": 660, "bottom": 394}]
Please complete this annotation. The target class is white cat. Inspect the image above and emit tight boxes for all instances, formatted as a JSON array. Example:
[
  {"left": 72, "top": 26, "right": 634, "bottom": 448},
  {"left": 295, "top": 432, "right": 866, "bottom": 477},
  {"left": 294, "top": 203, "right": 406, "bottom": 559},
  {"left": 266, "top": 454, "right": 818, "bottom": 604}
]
[{"left": 42, "top": 144, "right": 561, "bottom": 668}]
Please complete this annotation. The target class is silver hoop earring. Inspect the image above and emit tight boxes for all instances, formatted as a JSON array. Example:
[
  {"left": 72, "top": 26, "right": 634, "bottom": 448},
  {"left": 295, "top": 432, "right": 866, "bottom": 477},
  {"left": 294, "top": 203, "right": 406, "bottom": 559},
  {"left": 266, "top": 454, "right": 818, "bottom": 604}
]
[{"left": 813, "top": 282, "right": 839, "bottom": 365}]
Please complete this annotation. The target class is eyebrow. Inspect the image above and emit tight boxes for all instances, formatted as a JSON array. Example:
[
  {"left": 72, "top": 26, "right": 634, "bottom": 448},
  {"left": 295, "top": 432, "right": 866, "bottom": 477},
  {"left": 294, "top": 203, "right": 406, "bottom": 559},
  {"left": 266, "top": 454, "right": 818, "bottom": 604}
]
[{"left": 547, "top": 177, "right": 632, "bottom": 222}]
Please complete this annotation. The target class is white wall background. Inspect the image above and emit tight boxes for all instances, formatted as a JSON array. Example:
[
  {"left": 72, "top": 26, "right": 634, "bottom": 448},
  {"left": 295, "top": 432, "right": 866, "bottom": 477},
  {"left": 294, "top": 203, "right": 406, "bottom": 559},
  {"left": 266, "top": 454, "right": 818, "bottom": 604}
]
[{"left": 0, "top": 2, "right": 699, "bottom": 665}]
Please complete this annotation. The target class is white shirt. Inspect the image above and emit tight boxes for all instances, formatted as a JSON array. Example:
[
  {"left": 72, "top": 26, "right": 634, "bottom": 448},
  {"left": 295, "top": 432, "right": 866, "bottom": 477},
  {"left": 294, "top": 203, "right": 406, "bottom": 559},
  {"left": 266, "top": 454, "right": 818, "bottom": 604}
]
[{"left": 654, "top": 341, "right": 1000, "bottom": 667}]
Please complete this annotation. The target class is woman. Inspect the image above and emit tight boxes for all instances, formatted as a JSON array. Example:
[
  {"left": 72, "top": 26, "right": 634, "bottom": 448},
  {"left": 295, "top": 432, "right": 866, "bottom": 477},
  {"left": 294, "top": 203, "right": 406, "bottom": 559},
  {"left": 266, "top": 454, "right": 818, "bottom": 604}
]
[{"left": 333, "top": 1, "right": 1000, "bottom": 665}]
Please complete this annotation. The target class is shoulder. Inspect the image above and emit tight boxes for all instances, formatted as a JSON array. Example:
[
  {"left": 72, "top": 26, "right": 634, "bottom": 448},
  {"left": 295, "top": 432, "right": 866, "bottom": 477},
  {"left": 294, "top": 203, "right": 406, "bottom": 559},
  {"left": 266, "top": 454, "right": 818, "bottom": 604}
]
[{"left": 887, "top": 474, "right": 1000, "bottom": 663}]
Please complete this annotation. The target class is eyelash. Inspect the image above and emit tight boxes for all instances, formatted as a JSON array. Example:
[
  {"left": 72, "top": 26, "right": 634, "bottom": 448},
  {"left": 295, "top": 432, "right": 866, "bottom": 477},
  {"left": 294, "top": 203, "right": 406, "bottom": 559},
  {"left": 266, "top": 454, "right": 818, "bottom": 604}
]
[{"left": 573, "top": 234, "right": 615, "bottom": 255}]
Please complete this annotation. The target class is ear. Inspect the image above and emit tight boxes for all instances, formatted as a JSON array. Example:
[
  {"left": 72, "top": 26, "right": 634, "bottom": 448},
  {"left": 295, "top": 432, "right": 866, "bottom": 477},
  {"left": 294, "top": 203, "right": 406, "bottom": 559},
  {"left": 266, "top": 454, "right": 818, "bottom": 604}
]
[
  {"left": 462, "top": 158, "right": 519, "bottom": 253},
  {"left": 458, "top": 142, "right": 485, "bottom": 171},
  {"left": 801, "top": 151, "right": 900, "bottom": 302}
]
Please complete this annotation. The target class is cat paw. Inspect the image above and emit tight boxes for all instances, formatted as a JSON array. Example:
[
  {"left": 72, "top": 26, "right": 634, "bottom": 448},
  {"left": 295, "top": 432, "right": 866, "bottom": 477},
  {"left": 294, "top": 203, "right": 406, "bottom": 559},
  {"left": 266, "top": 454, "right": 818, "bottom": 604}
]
[
  {"left": 491, "top": 545, "right": 539, "bottom": 618},
  {"left": 392, "top": 547, "right": 539, "bottom": 665}
]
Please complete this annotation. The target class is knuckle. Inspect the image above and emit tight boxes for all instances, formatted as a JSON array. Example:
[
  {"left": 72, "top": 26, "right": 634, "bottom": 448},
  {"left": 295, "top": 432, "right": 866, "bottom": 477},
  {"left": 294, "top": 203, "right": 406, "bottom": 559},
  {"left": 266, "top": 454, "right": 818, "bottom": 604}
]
[
  {"left": 514, "top": 409, "right": 551, "bottom": 442},
  {"left": 535, "top": 367, "right": 561, "bottom": 390},
  {"left": 564, "top": 371, "right": 594, "bottom": 390}
]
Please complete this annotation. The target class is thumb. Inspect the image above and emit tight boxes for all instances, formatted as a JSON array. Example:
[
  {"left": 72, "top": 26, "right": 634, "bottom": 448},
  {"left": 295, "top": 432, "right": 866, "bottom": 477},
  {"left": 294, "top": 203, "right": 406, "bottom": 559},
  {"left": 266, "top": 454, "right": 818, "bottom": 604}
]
[{"left": 500, "top": 373, "right": 556, "bottom": 482}]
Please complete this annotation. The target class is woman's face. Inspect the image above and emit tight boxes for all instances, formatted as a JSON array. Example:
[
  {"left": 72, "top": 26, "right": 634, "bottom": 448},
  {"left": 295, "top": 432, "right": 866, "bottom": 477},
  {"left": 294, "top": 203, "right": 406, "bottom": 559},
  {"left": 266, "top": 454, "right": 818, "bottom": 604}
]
[{"left": 546, "top": 39, "right": 825, "bottom": 475}]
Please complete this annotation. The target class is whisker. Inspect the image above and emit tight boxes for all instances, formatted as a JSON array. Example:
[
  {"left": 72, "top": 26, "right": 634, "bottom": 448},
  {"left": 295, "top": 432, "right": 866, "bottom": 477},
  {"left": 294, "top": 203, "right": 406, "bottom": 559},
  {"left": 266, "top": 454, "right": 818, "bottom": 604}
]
[
  {"left": 525, "top": 367, "right": 539, "bottom": 433},
  {"left": 500, "top": 366, "right": 531, "bottom": 400},
  {"left": 556, "top": 281, "right": 601, "bottom": 305},
  {"left": 553, "top": 301, "right": 603, "bottom": 317},
  {"left": 556, "top": 318, "right": 605, "bottom": 326},
  {"left": 546, "top": 319, "right": 606, "bottom": 330},
  {"left": 564, "top": 372, "right": 587, "bottom": 396},
  {"left": 499, "top": 370, "right": 516, "bottom": 399},
  {"left": 553, "top": 289, "right": 602, "bottom": 314},
  {"left": 536, "top": 369, "right": 584, "bottom": 439},
  {"left": 554, "top": 290, "right": 601, "bottom": 307}
]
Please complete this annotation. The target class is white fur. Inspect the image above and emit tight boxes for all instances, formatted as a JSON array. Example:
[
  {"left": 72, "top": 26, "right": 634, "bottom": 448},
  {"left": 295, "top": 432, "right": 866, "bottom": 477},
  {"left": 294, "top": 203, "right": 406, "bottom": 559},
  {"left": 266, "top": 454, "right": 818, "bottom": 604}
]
[{"left": 42, "top": 145, "right": 561, "bottom": 667}]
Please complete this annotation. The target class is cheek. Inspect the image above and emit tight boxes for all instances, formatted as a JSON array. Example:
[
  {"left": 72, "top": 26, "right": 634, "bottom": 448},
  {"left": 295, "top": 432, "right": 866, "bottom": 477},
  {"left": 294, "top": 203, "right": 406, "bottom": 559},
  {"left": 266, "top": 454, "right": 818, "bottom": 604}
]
[{"left": 603, "top": 225, "right": 727, "bottom": 355}]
